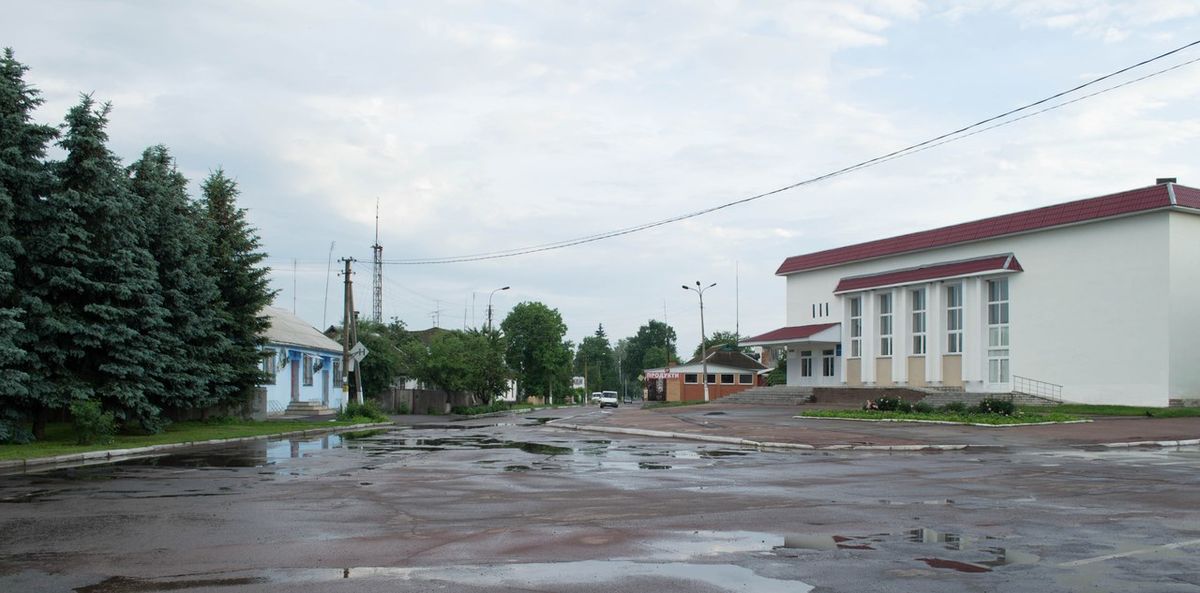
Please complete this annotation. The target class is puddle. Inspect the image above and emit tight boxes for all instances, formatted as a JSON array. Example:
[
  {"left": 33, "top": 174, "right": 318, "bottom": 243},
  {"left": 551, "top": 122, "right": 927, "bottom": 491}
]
[
  {"left": 84, "top": 562, "right": 811, "bottom": 593},
  {"left": 637, "top": 462, "right": 672, "bottom": 470},
  {"left": 778, "top": 534, "right": 880, "bottom": 551},
  {"left": 341, "top": 429, "right": 388, "bottom": 439},
  {"left": 916, "top": 557, "right": 991, "bottom": 573}
]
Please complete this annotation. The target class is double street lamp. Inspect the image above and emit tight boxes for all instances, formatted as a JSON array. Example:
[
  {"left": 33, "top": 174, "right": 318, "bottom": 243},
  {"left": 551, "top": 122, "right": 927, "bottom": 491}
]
[{"left": 683, "top": 281, "right": 716, "bottom": 402}]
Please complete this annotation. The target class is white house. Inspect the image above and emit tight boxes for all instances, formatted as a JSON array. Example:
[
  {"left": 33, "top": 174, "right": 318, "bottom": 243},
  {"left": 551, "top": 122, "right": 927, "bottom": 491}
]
[
  {"left": 260, "top": 306, "right": 346, "bottom": 415},
  {"left": 742, "top": 180, "right": 1200, "bottom": 406}
]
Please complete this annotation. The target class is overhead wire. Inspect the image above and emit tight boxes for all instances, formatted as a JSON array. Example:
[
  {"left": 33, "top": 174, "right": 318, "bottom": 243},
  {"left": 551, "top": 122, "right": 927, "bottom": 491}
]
[{"left": 371, "top": 39, "right": 1200, "bottom": 265}]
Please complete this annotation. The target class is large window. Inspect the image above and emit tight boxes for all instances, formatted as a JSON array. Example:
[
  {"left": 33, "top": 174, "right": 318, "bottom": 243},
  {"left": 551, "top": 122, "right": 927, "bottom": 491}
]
[
  {"left": 738, "top": 374, "right": 754, "bottom": 385},
  {"left": 946, "top": 284, "right": 963, "bottom": 354},
  {"left": 988, "top": 278, "right": 1011, "bottom": 383},
  {"left": 849, "top": 297, "right": 862, "bottom": 357},
  {"left": 720, "top": 374, "right": 735, "bottom": 384},
  {"left": 332, "top": 359, "right": 343, "bottom": 388},
  {"left": 911, "top": 288, "right": 927, "bottom": 355},
  {"left": 822, "top": 349, "right": 835, "bottom": 377},
  {"left": 684, "top": 373, "right": 698, "bottom": 384},
  {"left": 261, "top": 349, "right": 277, "bottom": 379},
  {"left": 878, "top": 293, "right": 893, "bottom": 356},
  {"left": 800, "top": 350, "right": 813, "bottom": 377}
]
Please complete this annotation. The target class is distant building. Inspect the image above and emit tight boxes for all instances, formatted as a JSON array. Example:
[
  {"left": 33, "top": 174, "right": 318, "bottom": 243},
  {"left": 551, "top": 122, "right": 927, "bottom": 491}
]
[
  {"left": 260, "top": 306, "right": 346, "bottom": 415},
  {"left": 644, "top": 345, "right": 766, "bottom": 402},
  {"left": 742, "top": 180, "right": 1200, "bottom": 406}
]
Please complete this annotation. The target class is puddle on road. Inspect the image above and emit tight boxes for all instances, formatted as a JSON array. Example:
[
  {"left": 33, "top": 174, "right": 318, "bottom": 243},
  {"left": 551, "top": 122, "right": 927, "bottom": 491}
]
[{"left": 78, "top": 562, "right": 812, "bottom": 593}]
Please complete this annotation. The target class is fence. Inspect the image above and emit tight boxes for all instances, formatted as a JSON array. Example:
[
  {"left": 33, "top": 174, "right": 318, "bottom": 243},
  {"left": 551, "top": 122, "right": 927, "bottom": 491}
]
[
  {"left": 373, "top": 388, "right": 479, "bottom": 415},
  {"left": 1012, "top": 375, "right": 1063, "bottom": 402}
]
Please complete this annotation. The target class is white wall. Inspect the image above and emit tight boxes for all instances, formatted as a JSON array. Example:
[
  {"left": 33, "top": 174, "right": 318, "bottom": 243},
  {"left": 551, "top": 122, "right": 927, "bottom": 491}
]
[
  {"left": 262, "top": 347, "right": 345, "bottom": 413},
  {"left": 782, "top": 211, "right": 1185, "bottom": 405},
  {"left": 1169, "top": 211, "right": 1200, "bottom": 401}
]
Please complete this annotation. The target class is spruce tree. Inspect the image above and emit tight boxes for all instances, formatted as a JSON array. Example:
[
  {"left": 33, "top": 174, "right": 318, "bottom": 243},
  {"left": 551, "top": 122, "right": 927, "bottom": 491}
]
[
  {"left": 128, "top": 146, "right": 232, "bottom": 415},
  {"left": 19, "top": 95, "right": 169, "bottom": 436},
  {"left": 0, "top": 49, "right": 58, "bottom": 441},
  {"left": 200, "top": 169, "right": 273, "bottom": 404}
]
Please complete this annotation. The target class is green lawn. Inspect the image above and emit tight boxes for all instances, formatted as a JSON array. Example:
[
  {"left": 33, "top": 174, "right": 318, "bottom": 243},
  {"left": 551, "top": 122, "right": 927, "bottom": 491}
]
[
  {"left": 0, "top": 418, "right": 384, "bottom": 462},
  {"left": 1020, "top": 404, "right": 1200, "bottom": 418},
  {"left": 796, "top": 409, "right": 1082, "bottom": 425}
]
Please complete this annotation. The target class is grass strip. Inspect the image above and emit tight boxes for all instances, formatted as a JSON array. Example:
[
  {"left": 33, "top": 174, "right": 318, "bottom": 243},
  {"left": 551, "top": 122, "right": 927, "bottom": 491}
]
[
  {"left": 1020, "top": 404, "right": 1200, "bottom": 417},
  {"left": 0, "top": 419, "right": 377, "bottom": 461},
  {"left": 797, "top": 409, "right": 1081, "bottom": 426}
]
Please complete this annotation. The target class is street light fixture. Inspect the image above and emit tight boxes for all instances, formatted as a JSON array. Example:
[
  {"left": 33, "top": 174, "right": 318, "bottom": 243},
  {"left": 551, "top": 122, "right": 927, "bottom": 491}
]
[
  {"left": 487, "top": 286, "right": 510, "bottom": 332},
  {"left": 683, "top": 281, "right": 717, "bottom": 402}
]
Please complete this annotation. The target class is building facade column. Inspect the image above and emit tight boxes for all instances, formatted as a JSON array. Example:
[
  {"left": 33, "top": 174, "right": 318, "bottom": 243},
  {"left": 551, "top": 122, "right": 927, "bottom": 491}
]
[
  {"left": 926, "top": 281, "right": 944, "bottom": 385},
  {"left": 962, "top": 276, "right": 984, "bottom": 389},
  {"left": 861, "top": 290, "right": 877, "bottom": 385},
  {"left": 893, "top": 287, "right": 909, "bottom": 385}
]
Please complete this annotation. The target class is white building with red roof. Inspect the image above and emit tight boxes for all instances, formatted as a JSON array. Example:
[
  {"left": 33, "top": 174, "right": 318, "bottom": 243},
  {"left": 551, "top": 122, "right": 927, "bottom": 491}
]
[{"left": 742, "top": 179, "right": 1200, "bottom": 406}]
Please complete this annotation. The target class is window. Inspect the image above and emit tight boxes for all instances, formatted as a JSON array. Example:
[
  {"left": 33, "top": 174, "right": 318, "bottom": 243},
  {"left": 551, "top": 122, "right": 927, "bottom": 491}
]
[
  {"left": 706, "top": 374, "right": 716, "bottom": 384},
  {"left": 849, "top": 297, "right": 862, "bottom": 357},
  {"left": 302, "top": 354, "right": 314, "bottom": 386},
  {"left": 800, "top": 350, "right": 813, "bottom": 377},
  {"left": 812, "top": 303, "right": 816, "bottom": 318},
  {"left": 822, "top": 349, "right": 835, "bottom": 377},
  {"left": 738, "top": 374, "right": 754, "bottom": 385},
  {"left": 946, "top": 284, "right": 963, "bottom": 354},
  {"left": 261, "top": 349, "right": 277, "bottom": 379},
  {"left": 684, "top": 373, "right": 698, "bottom": 384},
  {"left": 878, "top": 293, "right": 893, "bottom": 356},
  {"left": 720, "top": 374, "right": 735, "bottom": 384},
  {"left": 987, "top": 278, "right": 1011, "bottom": 383},
  {"left": 911, "top": 288, "right": 927, "bottom": 355}
]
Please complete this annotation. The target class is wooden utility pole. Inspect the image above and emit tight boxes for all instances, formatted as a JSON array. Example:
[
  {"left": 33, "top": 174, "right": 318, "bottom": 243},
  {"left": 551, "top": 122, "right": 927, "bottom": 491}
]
[{"left": 340, "top": 257, "right": 358, "bottom": 404}]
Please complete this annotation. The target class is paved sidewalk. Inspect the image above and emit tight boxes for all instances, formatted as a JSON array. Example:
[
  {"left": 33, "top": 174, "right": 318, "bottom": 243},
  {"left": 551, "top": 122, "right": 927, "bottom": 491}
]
[{"left": 546, "top": 403, "right": 1200, "bottom": 450}]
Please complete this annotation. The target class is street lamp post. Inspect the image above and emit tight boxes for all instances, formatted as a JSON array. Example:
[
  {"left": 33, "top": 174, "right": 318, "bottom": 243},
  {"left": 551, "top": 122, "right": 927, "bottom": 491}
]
[
  {"left": 683, "top": 281, "right": 716, "bottom": 402},
  {"left": 487, "top": 286, "right": 510, "bottom": 332}
]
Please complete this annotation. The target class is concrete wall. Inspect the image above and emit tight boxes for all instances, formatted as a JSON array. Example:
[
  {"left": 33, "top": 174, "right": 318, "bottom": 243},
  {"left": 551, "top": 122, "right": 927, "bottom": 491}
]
[
  {"left": 1169, "top": 211, "right": 1200, "bottom": 400},
  {"left": 374, "top": 388, "right": 478, "bottom": 414}
]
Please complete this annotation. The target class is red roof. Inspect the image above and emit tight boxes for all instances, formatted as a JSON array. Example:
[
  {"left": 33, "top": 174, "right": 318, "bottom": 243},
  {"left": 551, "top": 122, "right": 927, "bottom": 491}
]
[
  {"left": 777, "top": 183, "right": 1198, "bottom": 275},
  {"left": 835, "top": 254, "right": 1022, "bottom": 293},
  {"left": 741, "top": 323, "right": 838, "bottom": 344}
]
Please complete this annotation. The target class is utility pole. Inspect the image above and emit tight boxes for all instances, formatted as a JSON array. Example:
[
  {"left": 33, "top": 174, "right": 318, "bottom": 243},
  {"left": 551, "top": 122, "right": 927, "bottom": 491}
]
[
  {"left": 487, "top": 286, "right": 510, "bottom": 332},
  {"left": 371, "top": 199, "right": 383, "bottom": 324},
  {"left": 340, "top": 257, "right": 360, "bottom": 404}
]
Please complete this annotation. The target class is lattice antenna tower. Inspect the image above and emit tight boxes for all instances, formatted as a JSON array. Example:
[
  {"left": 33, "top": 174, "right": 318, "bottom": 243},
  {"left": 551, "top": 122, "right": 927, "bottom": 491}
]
[{"left": 371, "top": 198, "right": 383, "bottom": 324}]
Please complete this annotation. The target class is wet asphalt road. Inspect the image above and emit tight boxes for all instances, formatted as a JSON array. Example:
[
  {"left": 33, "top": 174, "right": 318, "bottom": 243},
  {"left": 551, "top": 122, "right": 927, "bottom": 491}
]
[{"left": 2, "top": 407, "right": 1199, "bottom": 592}]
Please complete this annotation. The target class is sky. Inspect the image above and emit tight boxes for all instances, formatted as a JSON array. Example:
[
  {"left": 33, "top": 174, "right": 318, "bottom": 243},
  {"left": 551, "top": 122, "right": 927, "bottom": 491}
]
[{"left": 4, "top": 1, "right": 1200, "bottom": 360}]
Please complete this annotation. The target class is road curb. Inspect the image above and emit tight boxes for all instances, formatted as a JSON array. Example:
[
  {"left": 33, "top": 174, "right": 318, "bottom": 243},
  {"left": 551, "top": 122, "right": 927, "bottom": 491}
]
[
  {"left": 1098, "top": 438, "right": 1200, "bottom": 448},
  {"left": 546, "top": 421, "right": 988, "bottom": 451},
  {"left": 0, "top": 422, "right": 394, "bottom": 474}
]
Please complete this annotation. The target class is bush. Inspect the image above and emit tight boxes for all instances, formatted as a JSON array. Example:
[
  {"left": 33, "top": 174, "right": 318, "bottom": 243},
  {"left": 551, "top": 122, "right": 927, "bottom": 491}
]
[
  {"left": 396, "top": 402, "right": 410, "bottom": 415},
  {"left": 913, "top": 401, "right": 934, "bottom": 414},
  {"left": 873, "top": 395, "right": 906, "bottom": 411},
  {"left": 71, "top": 400, "right": 116, "bottom": 445},
  {"left": 976, "top": 398, "right": 1016, "bottom": 416},
  {"left": 940, "top": 401, "right": 968, "bottom": 413},
  {"left": 338, "top": 401, "right": 389, "bottom": 422}
]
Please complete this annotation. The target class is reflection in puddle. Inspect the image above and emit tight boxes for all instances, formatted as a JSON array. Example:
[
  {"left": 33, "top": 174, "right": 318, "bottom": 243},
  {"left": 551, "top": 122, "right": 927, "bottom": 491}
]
[{"left": 83, "top": 562, "right": 812, "bottom": 593}]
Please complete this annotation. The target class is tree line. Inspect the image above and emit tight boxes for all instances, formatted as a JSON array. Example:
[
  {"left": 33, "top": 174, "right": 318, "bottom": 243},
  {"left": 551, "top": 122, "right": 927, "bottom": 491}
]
[{"left": 0, "top": 50, "right": 272, "bottom": 442}]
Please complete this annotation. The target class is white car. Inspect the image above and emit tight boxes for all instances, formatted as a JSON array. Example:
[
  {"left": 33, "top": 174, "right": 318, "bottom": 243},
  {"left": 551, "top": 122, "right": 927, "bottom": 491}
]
[{"left": 599, "top": 391, "right": 619, "bottom": 408}]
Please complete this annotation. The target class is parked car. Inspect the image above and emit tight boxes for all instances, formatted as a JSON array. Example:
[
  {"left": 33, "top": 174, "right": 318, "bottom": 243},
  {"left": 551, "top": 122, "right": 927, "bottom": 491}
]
[
  {"left": 590, "top": 392, "right": 603, "bottom": 404},
  {"left": 599, "top": 391, "right": 619, "bottom": 408}
]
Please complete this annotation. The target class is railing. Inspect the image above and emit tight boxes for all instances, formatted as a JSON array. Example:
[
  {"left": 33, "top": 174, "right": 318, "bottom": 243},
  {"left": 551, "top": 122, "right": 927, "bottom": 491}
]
[
  {"left": 267, "top": 401, "right": 289, "bottom": 417},
  {"left": 1012, "top": 375, "right": 1063, "bottom": 402}
]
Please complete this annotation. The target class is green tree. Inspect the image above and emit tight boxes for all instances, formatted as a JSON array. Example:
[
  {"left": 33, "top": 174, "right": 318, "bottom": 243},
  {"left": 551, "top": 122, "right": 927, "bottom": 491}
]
[
  {"left": 200, "top": 169, "right": 274, "bottom": 405},
  {"left": 575, "top": 324, "right": 617, "bottom": 391},
  {"left": 692, "top": 330, "right": 750, "bottom": 358},
  {"left": 620, "top": 320, "right": 678, "bottom": 383},
  {"left": 501, "top": 302, "right": 572, "bottom": 401},
  {"left": 0, "top": 49, "right": 57, "bottom": 441},
  {"left": 128, "top": 145, "right": 232, "bottom": 414},
  {"left": 355, "top": 320, "right": 405, "bottom": 398},
  {"left": 19, "top": 95, "right": 169, "bottom": 435}
]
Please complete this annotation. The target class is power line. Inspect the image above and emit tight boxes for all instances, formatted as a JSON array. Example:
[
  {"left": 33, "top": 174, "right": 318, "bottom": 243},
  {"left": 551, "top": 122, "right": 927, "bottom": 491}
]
[{"left": 372, "top": 39, "right": 1200, "bottom": 266}]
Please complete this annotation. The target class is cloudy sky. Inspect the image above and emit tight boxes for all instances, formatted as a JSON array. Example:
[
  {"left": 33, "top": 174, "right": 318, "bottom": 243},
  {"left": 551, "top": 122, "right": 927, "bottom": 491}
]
[{"left": 5, "top": 1, "right": 1200, "bottom": 358}]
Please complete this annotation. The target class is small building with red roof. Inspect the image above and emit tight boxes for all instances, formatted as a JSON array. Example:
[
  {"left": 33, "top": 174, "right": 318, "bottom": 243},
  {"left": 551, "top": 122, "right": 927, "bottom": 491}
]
[{"left": 741, "top": 179, "right": 1200, "bottom": 406}]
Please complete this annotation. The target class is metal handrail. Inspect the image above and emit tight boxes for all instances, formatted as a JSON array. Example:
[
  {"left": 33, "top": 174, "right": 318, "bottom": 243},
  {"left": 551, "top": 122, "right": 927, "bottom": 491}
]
[{"left": 1012, "top": 375, "right": 1063, "bottom": 402}]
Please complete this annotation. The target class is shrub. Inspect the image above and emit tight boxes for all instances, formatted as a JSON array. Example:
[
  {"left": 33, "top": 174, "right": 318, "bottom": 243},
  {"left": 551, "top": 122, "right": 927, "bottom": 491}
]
[
  {"left": 396, "top": 402, "right": 410, "bottom": 415},
  {"left": 976, "top": 398, "right": 1016, "bottom": 416},
  {"left": 873, "top": 395, "right": 905, "bottom": 411},
  {"left": 913, "top": 401, "right": 934, "bottom": 414},
  {"left": 895, "top": 399, "right": 914, "bottom": 413},
  {"left": 71, "top": 400, "right": 116, "bottom": 445},
  {"left": 338, "top": 401, "right": 390, "bottom": 422},
  {"left": 940, "top": 401, "right": 968, "bottom": 413}
]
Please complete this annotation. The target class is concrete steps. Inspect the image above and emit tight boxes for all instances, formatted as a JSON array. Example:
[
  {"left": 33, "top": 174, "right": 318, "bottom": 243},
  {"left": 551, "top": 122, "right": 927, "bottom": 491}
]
[
  {"left": 719, "top": 385, "right": 814, "bottom": 405},
  {"left": 283, "top": 400, "right": 336, "bottom": 416}
]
